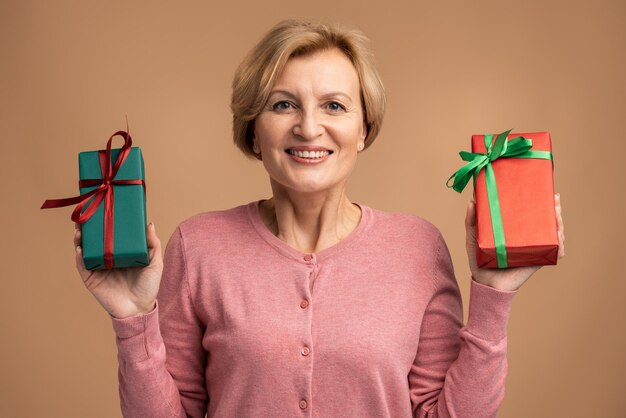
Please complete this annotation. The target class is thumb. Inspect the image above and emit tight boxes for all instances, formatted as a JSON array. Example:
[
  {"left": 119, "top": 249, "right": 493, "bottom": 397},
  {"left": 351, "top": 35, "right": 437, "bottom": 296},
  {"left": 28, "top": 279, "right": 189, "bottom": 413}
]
[
  {"left": 146, "top": 222, "right": 163, "bottom": 265},
  {"left": 465, "top": 199, "right": 477, "bottom": 232},
  {"left": 465, "top": 200, "right": 479, "bottom": 273}
]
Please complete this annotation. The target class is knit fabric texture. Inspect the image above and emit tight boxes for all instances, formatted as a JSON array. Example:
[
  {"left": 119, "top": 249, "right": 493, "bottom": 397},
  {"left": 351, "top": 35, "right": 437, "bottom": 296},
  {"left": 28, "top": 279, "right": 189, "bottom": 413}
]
[{"left": 111, "top": 201, "right": 516, "bottom": 418}]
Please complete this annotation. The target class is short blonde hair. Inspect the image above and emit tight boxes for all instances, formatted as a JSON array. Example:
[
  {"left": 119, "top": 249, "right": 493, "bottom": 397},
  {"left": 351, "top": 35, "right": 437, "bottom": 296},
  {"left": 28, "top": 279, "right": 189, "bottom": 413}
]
[{"left": 231, "top": 19, "right": 386, "bottom": 160}]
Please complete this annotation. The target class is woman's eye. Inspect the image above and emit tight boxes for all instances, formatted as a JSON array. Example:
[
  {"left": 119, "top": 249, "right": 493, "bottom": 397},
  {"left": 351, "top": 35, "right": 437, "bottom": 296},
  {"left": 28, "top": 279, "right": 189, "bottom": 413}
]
[
  {"left": 327, "top": 101, "right": 345, "bottom": 112},
  {"left": 272, "top": 101, "right": 293, "bottom": 111}
]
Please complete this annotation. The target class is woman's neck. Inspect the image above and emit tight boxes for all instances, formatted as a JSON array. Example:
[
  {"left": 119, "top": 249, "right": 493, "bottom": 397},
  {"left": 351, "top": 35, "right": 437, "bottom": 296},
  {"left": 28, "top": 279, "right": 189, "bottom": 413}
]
[{"left": 259, "top": 181, "right": 362, "bottom": 254}]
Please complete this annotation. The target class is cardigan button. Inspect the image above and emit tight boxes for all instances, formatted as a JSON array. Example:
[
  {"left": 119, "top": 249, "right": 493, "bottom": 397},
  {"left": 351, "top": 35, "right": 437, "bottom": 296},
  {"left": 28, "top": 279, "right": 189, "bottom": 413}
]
[
  {"left": 303, "top": 254, "right": 312, "bottom": 262},
  {"left": 301, "top": 346, "right": 310, "bottom": 356},
  {"left": 299, "top": 399, "right": 308, "bottom": 410},
  {"left": 300, "top": 299, "right": 309, "bottom": 309}
]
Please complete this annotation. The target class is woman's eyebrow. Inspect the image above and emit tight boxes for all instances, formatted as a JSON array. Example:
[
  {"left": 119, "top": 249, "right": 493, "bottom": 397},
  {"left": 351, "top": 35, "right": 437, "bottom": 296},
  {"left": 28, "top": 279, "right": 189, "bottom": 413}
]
[
  {"left": 267, "top": 90, "right": 297, "bottom": 100},
  {"left": 268, "top": 89, "right": 354, "bottom": 104},
  {"left": 319, "top": 92, "right": 353, "bottom": 104}
]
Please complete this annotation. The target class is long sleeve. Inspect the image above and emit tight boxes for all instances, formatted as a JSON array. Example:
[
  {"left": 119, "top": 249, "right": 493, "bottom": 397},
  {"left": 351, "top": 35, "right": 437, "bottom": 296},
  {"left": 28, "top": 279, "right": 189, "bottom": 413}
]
[
  {"left": 409, "top": 233, "right": 516, "bottom": 418},
  {"left": 106, "top": 202, "right": 518, "bottom": 417},
  {"left": 111, "top": 226, "right": 208, "bottom": 418}
]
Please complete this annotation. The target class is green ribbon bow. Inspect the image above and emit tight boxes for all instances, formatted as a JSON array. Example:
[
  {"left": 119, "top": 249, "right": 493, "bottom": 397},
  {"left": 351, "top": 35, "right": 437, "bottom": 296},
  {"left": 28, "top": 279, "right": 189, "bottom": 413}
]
[{"left": 446, "top": 129, "right": 553, "bottom": 268}]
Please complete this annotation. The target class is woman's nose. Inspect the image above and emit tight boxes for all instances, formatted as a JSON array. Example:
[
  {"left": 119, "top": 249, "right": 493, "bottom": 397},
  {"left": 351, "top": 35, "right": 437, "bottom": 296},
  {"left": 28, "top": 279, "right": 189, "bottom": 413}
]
[{"left": 292, "top": 110, "right": 324, "bottom": 140}]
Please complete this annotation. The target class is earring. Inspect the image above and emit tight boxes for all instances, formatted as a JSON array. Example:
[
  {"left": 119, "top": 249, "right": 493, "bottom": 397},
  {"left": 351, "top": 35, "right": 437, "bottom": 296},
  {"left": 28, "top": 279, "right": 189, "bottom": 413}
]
[
  {"left": 253, "top": 143, "right": 261, "bottom": 154},
  {"left": 357, "top": 143, "right": 364, "bottom": 151}
]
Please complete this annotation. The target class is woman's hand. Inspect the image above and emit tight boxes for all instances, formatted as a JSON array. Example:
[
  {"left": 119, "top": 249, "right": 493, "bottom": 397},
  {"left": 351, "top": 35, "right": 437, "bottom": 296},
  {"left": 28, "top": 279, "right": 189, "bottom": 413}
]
[
  {"left": 465, "top": 193, "right": 565, "bottom": 291},
  {"left": 73, "top": 222, "right": 164, "bottom": 319}
]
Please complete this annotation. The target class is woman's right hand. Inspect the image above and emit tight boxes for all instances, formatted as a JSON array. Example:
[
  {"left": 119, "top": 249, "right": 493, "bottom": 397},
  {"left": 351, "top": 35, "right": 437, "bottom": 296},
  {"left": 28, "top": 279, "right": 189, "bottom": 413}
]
[{"left": 73, "top": 222, "right": 164, "bottom": 319}]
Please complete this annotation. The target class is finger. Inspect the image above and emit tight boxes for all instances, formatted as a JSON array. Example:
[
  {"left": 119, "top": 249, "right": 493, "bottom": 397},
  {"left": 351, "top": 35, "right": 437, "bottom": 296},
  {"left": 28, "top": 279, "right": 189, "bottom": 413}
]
[
  {"left": 555, "top": 194, "right": 564, "bottom": 234},
  {"left": 465, "top": 200, "right": 479, "bottom": 273},
  {"left": 465, "top": 200, "right": 476, "bottom": 230},
  {"left": 554, "top": 193, "right": 565, "bottom": 258},
  {"left": 75, "top": 244, "right": 89, "bottom": 277},
  {"left": 73, "top": 228, "right": 82, "bottom": 248},
  {"left": 73, "top": 222, "right": 89, "bottom": 277},
  {"left": 465, "top": 200, "right": 477, "bottom": 247},
  {"left": 146, "top": 223, "right": 162, "bottom": 263}
]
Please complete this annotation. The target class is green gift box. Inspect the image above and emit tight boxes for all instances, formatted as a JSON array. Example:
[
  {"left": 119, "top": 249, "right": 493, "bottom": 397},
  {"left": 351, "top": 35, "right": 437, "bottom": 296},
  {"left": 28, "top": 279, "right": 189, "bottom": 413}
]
[
  {"left": 41, "top": 129, "right": 149, "bottom": 270},
  {"left": 78, "top": 146, "right": 149, "bottom": 270}
]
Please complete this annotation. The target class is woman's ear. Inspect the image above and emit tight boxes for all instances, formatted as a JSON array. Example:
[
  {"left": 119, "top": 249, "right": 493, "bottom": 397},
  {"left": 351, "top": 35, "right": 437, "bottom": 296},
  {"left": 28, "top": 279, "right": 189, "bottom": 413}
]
[
  {"left": 361, "top": 119, "right": 368, "bottom": 141},
  {"left": 358, "top": 120, "right": 368, "bottom": 152}
]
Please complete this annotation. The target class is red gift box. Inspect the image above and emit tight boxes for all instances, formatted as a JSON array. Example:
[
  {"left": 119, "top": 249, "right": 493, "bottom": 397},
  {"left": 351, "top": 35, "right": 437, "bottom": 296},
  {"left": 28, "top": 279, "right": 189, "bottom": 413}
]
[{"left": 472, "top": 131, "right": 559, "bottom": 268}]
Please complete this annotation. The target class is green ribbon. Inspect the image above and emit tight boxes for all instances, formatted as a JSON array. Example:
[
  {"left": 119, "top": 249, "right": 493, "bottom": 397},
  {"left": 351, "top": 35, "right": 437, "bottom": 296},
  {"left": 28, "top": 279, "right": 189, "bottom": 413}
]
[{"left": 446, "top": 129, "right": 553, "bottom": 268}]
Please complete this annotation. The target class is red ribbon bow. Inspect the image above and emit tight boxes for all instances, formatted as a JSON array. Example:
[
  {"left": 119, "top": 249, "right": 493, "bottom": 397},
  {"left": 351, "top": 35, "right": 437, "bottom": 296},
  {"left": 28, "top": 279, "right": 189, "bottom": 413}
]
[{"left": 41, "top": 130, "right": 146, "bottom": 269}]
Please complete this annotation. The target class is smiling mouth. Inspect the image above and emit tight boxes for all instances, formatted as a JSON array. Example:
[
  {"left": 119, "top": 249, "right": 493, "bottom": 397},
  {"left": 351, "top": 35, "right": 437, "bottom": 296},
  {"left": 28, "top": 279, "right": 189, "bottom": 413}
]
[{"left": 286, "top": 149, "right": 333, "bottom": 159}]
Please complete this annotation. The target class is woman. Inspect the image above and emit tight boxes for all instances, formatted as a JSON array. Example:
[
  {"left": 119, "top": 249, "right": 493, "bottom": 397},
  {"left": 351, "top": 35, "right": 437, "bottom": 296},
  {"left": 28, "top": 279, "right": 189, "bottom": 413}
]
[{"left": 73, "top": 19, "right": 565, "bottom": 418}]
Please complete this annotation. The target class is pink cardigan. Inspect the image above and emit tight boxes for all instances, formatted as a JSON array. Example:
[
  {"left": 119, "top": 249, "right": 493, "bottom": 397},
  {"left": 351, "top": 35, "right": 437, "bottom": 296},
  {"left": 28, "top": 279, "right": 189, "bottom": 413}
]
[{"left": 111, "top": 201, "right": 516, "bottom": 417}]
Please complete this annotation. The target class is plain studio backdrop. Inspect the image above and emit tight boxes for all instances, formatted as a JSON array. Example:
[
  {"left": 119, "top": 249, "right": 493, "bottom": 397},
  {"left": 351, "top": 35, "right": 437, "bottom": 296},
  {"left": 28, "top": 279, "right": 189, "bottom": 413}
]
[{"left": 1, "top": 1, "right": 625, "bottom": 417}]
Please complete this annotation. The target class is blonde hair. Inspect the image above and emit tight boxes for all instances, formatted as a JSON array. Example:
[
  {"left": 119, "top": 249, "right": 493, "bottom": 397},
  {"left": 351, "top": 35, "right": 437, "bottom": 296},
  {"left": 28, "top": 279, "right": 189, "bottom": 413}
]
[{"left": 231, "top": 19, "right": 386, "bottom": 159}]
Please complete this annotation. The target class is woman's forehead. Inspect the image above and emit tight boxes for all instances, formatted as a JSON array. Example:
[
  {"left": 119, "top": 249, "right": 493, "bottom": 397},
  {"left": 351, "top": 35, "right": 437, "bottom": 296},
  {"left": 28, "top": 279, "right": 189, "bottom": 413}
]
[{"left": 272, "top": 48, "right": 360, "bottom": 97}]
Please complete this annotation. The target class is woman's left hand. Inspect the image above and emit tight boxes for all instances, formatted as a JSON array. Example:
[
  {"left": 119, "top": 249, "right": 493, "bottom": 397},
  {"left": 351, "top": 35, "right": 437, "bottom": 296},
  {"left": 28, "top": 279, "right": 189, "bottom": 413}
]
[{"left": 465, "top": 193, "right": 565, "bottom": 291}]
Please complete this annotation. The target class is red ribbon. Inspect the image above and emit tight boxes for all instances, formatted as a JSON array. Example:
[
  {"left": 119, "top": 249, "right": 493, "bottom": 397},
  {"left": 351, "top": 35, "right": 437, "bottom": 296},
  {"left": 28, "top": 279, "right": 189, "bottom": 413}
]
[{"left": 41, "top": 130, "right": 145, "bottom": 269}]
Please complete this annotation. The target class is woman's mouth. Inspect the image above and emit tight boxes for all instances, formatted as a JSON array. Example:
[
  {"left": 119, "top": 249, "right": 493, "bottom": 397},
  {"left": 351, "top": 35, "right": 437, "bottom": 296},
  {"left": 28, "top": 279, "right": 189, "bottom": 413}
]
[
  {"left": 285, "top": 148, "right": 333, "bottom": 164},
  {"left": 286, "top": 149, "right": 332, "bottom": 159}
]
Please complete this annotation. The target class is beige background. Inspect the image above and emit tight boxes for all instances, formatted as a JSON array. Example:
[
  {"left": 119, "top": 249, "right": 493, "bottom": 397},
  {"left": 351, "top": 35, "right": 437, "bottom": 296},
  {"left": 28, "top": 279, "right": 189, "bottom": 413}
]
[{"left": 1, "top": 0, "right": 625, "bottom": 417}]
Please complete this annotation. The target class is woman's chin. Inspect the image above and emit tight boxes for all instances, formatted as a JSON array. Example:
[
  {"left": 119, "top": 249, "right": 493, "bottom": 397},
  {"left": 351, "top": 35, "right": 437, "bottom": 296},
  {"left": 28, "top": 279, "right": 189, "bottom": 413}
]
[{"left": 271, "top": 178, "right": 345, "bottom": 196}]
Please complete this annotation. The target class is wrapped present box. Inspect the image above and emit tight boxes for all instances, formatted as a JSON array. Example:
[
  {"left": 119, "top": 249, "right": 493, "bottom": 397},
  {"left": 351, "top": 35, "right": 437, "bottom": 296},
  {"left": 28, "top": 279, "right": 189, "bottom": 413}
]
[
  {"left": 42, "top": 130, "right": 149, "bottom": 270},
  {"left": 78, "top": 146, "right": 149, "bottom": 270},
  {"left": 448, "top": 130, "right": 559, "bottom": 268}
]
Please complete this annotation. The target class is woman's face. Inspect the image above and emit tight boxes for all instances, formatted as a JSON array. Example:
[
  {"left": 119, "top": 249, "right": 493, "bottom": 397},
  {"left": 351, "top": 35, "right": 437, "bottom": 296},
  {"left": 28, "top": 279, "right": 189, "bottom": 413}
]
[{"left": 254, "top": 48, "right": 367, "bottom": 195}]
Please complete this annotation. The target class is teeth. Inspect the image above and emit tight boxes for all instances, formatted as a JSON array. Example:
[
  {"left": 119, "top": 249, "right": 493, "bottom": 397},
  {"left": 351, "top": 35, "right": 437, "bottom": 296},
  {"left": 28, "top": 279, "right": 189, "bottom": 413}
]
[{"left": 289, "top": 149, "right": 330, "bottom": 159}]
